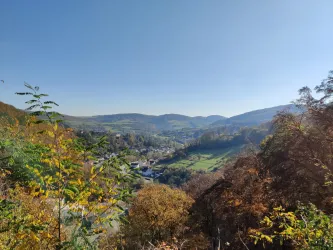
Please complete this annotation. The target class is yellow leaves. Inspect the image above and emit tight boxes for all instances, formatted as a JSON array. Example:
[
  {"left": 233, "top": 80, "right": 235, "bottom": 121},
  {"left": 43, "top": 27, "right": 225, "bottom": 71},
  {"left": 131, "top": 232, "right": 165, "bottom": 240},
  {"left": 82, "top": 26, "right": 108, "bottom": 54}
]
[
  {"left": 97, "top": 204, "right": 108, "bottom": 211},
  {"left": 0, "top": 169, "right": 11, "bottom": 177},
  {"left": 53, "top": 122, "right": 58, "bottom": 131},
  {"left": 63, "top": 188, "right": 76, "bottom": 200},
  {"left": 31, "top": 191, "right": 41, "bottom": 197},
  {"left": 29, "top": 231, "right": 40, "bottom": 242},
  {"left": 108, "top": 198, "right": 116, "bottom": 204},
  {"left": 280, "top": 226, "right": 294, "bottom": 236},
  {"left": 248, "top": 228, "right": 258, "bottom": 235},
  {"left": 91, "top": 173, "right": 99, "bottom": 180},
  {"left": 16, "top": 233, "right": 26, "bottom": 240},
  {"left": 260, "top": 234, "right": 273, "bottom": 243},
  {"left": 93, "top": 227, "right": 107, "bottom": 234},
  {"left": 1, "top": 103, "right": 128, "bottom": 248},
  {"left": 249, "top": 228, "right": 275, "bottom": 246},
  {"left": 315, "top": 230, "right": 324, "bottom": 238},
  {"left": 44, "top": 175, "right": 53, "bottom": 185},
  {"left": 41, "top": 158, "right": 52, "bottom": 166},
  {"left": 273, "top": 206, "right": 283, "bottom": 212},
  {"left": 90, "top": 165, "right": 95, "bottom": 175},
  {"left": 79, "top": 199, "right": 89, "bottom": 206},
  {"left": 1, "top": 94, "right": 131, "bottom": 248},
  {"left": 125, "top": 184, "right": 194, "bottom": 240},
  {"left": 47, "top": 130, "right": 55, "bottom": 138},
  {"left": 261, "top": 216, "right": 273, "bottom": 228},
  {"left": 0, "top": 186, "right": 59, "bottom": 249},
  {"left": 41, "top": 231, "right": 52, "bottom": 239}
]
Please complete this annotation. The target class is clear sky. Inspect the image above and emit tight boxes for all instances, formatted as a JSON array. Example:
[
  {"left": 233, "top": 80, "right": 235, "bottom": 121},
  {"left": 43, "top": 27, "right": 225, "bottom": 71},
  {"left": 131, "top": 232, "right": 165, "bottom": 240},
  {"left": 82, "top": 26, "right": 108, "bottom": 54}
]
[{"left": 1, "top": 0, "right": 333, "bottom": 117}]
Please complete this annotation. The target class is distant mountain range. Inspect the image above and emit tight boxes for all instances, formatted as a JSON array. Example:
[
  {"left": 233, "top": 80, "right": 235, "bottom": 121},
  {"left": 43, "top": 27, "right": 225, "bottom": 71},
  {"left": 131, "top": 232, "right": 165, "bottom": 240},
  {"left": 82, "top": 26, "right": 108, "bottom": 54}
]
[
  {"left": 64, "top": 104, "right": 300, "bottom": 132},
  {"left": 0, "top": 101, "right": 301, "bottom": 133}
]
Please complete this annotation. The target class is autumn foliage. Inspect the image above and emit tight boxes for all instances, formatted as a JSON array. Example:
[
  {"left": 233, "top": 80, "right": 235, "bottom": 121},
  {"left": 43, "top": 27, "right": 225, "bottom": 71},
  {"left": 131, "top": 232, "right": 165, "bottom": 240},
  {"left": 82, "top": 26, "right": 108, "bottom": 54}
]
[
  {"left": 181, "top": 71, "right": 333, "bottom": 249},
  {"left": 118, "top": 184, "right": 196, "bottom": 249},
  {"left": 0, "top": 83, "right": 135, "bottom": 249},
  {"left": 2, "top": 71, "right": 333, "bottom": 249}
]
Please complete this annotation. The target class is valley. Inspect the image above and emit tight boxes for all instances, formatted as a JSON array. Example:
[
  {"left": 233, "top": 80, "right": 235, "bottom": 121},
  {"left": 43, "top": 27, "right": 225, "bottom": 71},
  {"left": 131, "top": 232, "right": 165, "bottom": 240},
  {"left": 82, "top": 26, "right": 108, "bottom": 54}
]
[
  {"left": 0, "top": 80, "right": 330, "bottom": 250},
  {"left": 0, "top": 100, "right": 291, "bottom": 176},
  {"left": 2, "top": 3, "right": 332, "bottom": 248}
]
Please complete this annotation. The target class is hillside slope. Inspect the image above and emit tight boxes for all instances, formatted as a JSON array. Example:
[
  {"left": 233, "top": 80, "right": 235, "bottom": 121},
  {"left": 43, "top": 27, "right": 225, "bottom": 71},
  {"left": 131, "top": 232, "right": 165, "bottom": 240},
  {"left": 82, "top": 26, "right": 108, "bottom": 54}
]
[
  {"left": 0, "top": 101, "right": 26, "bottom": 123},
  {"left": 64, "top": 104, "right": 300, "bottom": 133},
  {"left": 212, "top": 104, "right": 300, "bottom": 127}
]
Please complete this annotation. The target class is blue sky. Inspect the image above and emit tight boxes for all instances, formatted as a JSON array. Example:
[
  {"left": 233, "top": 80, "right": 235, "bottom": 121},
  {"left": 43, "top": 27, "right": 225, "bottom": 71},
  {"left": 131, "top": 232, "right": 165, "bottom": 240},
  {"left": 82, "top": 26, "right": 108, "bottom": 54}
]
[{"left": 1, "top": 0, "right": 333, "bottom": 117}]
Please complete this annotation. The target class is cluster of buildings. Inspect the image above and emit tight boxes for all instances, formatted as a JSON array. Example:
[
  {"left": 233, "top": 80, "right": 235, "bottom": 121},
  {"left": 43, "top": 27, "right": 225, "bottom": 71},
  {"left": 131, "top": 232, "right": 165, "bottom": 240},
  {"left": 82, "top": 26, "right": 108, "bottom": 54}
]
[
  {"left": 93, "top": 153, "right": 164, "bottom": 179},
  {"left": 131, "top": 146, "right": 175, "bottom": 155},
  {"left": 130, "top": 159, "right": 163, "bottom": 178},
  {"left": 93, "top": 153, "right": 118, "bottom": 165}
]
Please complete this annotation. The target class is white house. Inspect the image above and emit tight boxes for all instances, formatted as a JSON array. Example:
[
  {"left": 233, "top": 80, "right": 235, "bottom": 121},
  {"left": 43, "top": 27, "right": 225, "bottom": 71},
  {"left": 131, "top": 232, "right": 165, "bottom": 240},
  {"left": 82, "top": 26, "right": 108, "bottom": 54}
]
[{"left": 130, "top": 162, "right": 140, "bottom": 169}]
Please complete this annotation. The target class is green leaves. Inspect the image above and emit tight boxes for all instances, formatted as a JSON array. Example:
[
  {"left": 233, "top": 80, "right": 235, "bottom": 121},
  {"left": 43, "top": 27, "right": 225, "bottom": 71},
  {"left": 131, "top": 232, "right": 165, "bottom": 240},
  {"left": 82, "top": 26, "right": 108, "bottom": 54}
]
[
  {"left": 25, "top": 99, "right": 38, "bottom": 104},
  {"left": 40, "top": 105, "right": 52, "bottom": 110},
  {"left": 16, "top": 83, "right": 62, "bottom": 125},
  {"left": 25, "top": 104, "right": 41, "bottom": 111},
  {"left": 15, "top": 92, "right": 33, "bottom": 95},
  {"left": 33, "top": 94, "right": 49, "bottom": 98},
  {"left": 44, "top": 101, "right": 59, "bottom": 106}
]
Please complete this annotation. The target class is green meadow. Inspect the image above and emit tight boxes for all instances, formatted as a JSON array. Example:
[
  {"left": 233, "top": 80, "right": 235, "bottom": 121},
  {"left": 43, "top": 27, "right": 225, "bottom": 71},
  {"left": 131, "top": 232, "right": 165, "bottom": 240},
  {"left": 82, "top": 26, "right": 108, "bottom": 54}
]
[{"left": 158, "top": 146, "right": 242, "bottom": 171}]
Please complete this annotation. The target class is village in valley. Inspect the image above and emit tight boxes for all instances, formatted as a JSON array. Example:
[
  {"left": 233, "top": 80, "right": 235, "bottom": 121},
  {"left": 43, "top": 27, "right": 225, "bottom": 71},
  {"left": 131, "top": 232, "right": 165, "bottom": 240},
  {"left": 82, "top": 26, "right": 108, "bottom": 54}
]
[{"left": 93, "top": 137, "right": 177, "bottom": 181}]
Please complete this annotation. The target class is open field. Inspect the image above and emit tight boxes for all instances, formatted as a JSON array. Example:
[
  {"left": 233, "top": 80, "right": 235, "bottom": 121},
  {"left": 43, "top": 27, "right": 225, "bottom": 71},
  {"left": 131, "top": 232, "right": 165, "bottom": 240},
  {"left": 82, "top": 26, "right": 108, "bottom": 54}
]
[{"left": 157, "top": 146, "right": 243, "bottom": 171}]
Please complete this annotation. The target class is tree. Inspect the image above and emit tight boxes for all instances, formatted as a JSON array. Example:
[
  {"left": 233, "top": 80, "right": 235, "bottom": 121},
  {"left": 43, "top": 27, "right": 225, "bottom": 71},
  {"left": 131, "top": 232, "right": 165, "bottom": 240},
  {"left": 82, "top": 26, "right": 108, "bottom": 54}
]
[
  {"left": 127, "top": 133, "right": 136, "bottom": 147},
  {"left": 157, "top": 167, "right": 194, "bottom": 187},
  {"left": 0, "top": 83, "right": 136, "bottom": 249},
  {"left": 120, "top": 184, "right": 194, "bottom": 249}
]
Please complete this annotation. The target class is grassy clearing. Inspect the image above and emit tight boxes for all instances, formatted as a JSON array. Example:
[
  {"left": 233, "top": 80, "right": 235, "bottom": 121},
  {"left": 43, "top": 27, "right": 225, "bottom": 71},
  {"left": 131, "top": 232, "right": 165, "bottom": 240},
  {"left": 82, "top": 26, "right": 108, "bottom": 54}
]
[{"left": 158, "top": 146, "right": 242, "bottom": 171}]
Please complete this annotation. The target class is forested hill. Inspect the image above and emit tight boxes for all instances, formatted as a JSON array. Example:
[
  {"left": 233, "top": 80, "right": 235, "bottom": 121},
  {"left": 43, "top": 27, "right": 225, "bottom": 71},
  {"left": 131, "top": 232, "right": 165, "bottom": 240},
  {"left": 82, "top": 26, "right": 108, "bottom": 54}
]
[
  {"left": 212, "top": 104, "right": 300, "bottom": 127},
  {"left": 0, "top": 101, "right": 26, "bottom": 123},
  {"left": 63, "top": 113, "right": 226, "bottom": 132},
  {"left": 63, "top": 105, "right": 300, "bottom": 132}
]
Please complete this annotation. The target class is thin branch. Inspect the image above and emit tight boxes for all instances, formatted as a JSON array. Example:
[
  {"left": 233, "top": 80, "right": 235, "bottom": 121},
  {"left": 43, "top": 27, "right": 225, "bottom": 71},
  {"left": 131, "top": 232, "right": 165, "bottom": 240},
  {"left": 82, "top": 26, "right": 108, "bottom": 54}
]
[{"left": 238, "top": 227, "right": 250, "bottom": 250}]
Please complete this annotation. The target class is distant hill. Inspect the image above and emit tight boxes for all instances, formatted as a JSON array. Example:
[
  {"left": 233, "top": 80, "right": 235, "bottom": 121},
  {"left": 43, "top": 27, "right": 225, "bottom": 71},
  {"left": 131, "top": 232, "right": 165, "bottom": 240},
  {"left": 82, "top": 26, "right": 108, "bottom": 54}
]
[
  {"left": 63, "top": 113, "right": 226, "bottom": 133},
  {"left": 212, "top": 104, "right": 300, "bottom": 127},
  {"left": 0, "top": 101, "right": 302, "bottom": 133}
]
